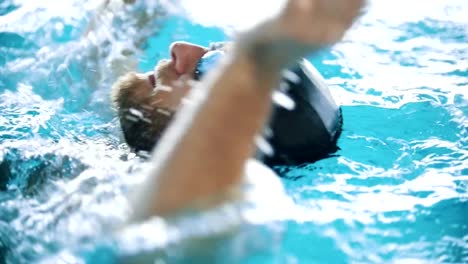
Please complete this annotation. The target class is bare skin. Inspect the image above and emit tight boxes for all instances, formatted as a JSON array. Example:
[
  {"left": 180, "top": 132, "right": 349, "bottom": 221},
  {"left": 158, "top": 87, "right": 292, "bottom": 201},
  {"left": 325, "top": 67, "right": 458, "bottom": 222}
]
[{"left": 130, "top": 0, "right": 364, "bottom": 220}]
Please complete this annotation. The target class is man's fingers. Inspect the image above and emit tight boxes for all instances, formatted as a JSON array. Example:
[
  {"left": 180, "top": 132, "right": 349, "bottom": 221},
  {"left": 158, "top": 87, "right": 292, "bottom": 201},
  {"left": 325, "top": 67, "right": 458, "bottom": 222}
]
[
  {"left": 263, "top": 0, "right": 365, "bottom": 57},
  {"left": 318, "top": 0, "right": 364, "bottom": 22},
  {"left": 285, "top": 0, "right": 364, "bottom": 20}
]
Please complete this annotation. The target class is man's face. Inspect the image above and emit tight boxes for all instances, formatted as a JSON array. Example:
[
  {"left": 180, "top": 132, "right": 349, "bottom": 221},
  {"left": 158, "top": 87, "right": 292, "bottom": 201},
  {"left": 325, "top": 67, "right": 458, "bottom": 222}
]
[{"left": 149, "top": 41, "right": 209, "bottom": 111}]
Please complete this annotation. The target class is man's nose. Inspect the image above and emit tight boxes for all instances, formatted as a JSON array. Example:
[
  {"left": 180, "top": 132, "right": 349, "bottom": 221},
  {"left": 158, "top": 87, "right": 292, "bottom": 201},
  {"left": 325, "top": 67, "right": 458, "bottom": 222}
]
[{"left": 170, "top": 41, "right": 208, "bottom": 75}]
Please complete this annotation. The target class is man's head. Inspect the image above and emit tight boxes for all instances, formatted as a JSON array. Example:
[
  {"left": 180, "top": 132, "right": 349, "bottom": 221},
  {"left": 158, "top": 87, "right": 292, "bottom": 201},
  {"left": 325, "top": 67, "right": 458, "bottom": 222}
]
[{"left": 112, "top": 41, "right": 213, "bottom": 152}]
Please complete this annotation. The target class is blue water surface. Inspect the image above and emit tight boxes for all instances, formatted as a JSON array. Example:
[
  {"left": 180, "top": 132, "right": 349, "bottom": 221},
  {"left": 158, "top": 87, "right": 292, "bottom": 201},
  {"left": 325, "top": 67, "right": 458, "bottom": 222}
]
[{"left": 0, "top": 0, "right": 467, "bottom": 263}]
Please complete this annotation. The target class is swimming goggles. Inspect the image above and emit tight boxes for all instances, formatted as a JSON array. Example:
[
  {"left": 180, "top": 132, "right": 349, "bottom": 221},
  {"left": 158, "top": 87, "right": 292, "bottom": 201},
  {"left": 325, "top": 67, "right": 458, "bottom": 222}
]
[{"left": 194, "top": 42, "right": 225, "bottom": 81}]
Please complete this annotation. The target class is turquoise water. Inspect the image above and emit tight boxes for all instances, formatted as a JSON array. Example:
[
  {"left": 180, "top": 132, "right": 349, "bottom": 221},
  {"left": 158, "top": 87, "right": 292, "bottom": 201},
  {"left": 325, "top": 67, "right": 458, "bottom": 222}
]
[{"left": 0, "top": 0, "right": 467, "bottom": 263}]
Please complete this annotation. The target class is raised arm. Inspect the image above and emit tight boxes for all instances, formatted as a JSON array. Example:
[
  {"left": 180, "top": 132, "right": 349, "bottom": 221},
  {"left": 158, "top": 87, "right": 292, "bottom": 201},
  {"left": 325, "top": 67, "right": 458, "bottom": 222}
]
[{"left": 131, "top": 0, "right": 363, "bottom": 219}]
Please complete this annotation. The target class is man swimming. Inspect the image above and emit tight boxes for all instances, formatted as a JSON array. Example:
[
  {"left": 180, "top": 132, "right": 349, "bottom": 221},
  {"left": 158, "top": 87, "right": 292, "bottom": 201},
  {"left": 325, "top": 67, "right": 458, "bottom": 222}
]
[
  {"left": 116, "top": 0, "right": 363, "bottom": 221},
  {"left": 112, "top": 40, "right": 343, "bottom": 166}
]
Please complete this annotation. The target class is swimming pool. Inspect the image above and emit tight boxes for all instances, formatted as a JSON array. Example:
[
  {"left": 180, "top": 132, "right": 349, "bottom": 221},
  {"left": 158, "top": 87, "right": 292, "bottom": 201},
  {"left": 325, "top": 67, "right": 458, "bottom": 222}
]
[{"left": 0, "top": 0, "right": 467, "bottom": 263}]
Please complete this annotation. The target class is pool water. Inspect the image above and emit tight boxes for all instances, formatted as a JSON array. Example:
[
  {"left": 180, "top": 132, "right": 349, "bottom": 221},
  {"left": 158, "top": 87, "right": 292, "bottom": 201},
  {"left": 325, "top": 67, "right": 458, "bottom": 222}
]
[{"left": 1, "top": 0, "right": 467, "bottom": 263}]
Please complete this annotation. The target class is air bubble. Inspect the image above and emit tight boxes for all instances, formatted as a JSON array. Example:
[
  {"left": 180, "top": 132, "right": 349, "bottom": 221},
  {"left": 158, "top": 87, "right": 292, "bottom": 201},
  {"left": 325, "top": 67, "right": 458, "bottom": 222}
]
[{"left": 125, "top": 115, "right": 138, "bottom": 123}]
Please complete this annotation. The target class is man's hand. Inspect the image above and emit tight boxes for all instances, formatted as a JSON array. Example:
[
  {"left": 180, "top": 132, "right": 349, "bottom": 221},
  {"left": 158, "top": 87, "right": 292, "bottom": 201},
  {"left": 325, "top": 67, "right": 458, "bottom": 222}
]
[
  {"left": 237, "top": 0, "right": 364, "bottom": 68},
  {"left": 279, "top": 0, "right": 364, "bottom": 46}
]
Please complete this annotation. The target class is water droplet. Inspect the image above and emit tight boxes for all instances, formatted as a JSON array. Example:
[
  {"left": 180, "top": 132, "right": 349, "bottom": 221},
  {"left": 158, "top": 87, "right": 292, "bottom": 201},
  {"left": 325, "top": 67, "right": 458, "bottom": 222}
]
[
  {"left": 282, "top": 69, "right": 300, "bottom": 84},
  {"left": 255, "top": 136, "right": 274, "bottom": 157},
  {"left": 128, "top": 108, "right": 143, "bottom": 119},
  {"left": 272, "top": 91, "right": 295, "bottom": 110}
]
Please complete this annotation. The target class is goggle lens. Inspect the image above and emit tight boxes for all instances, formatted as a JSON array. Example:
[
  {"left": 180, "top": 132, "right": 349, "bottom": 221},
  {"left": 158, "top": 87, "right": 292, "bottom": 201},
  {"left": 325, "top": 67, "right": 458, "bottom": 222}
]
[{"left": 194, "top": 50, "right": 225, "bottom": 80}]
